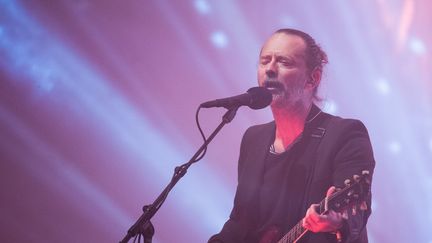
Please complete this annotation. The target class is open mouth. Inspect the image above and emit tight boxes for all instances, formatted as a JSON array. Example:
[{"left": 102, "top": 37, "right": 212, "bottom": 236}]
[{"left": 264, "top": 80, "right": 284, "bottom": 94}]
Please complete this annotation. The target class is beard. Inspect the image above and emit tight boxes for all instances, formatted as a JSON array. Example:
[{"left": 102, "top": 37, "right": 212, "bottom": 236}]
[{"left": 263, "top": 80, "right": 305, "bottom": 109}]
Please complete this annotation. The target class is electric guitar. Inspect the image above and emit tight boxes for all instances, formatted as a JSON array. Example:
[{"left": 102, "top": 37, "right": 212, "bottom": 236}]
[{"left": 259, "top": 170, "right": 371, "bottom": 243}]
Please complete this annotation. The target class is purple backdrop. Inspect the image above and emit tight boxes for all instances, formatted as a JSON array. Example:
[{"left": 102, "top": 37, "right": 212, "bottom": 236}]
[{"left": 1, "top": 0, "right": 431, "bottom": 242}]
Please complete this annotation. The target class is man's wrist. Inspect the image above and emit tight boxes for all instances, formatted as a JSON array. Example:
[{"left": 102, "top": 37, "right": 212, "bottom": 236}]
[{"left": 331, "top": 218, "right": 349, "bottom": 243}]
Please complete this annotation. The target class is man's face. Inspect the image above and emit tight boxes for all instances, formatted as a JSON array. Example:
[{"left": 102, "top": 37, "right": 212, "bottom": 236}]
[{"left": 257, "top": 33, "right": 310, "bottom": 108}]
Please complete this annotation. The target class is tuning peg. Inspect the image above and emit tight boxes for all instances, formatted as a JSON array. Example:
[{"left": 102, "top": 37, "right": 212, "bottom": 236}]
[
  {"left": 344, "top": 179, "right": 351, "bottom": 186},
  {"left": 361, "top": 170, "right": 371, "bottom": 184},
  {"left": 353, "top": 174, "right": 360, "bottom": 182},
  {"left": 351, "top": 206, "right": 357, "bottom": 216},
  {"left": 360, "top": 201, "right": 368, "bottom": 211}
]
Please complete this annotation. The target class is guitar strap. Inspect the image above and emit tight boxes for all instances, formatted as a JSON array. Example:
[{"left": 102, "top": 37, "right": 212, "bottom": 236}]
[{"left": 295, "top": 112, "right": 334, "bottom": 231}]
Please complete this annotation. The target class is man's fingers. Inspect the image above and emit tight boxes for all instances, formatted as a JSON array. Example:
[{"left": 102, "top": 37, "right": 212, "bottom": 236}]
[
  {"left": 326, "top": 186, "right": 336, "bottom": 197},
  {"left": 303, "top": 203, "right": 344, "bottom": 233},
  {"left": 303, "top": 204, "right": 321, "bottom": 230}
]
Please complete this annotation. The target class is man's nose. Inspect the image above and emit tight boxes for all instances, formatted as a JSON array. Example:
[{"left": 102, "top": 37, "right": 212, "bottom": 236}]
[{"left": 265, "top": 61, "right": 277, "bottom": 78}]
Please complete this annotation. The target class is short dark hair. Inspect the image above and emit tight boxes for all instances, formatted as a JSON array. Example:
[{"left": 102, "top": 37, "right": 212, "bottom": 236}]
[{"left": 274, "top": 28, "right": 328, "bottom": 101}]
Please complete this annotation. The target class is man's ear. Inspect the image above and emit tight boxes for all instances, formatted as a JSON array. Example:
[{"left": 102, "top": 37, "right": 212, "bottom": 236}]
[{"left": 307, "top": 67, "right": 322, "bottom": 89}]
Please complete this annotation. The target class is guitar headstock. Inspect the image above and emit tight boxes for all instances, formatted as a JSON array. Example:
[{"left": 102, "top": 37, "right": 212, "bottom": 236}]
[{"left": 325, "top": 170, "right": 371, "bottom": 214}]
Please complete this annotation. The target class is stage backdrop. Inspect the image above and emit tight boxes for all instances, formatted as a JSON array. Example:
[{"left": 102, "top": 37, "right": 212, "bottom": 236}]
[{"left": 1, "top": 0, "right": 431, "bottom": 242}]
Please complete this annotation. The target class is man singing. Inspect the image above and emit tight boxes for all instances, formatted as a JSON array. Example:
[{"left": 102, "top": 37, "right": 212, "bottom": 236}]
[{"left": 208, "top": 29, "right": 375, "bottom": 243}]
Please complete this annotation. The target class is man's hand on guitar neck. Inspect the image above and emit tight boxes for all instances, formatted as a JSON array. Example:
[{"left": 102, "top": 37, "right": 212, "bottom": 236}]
[{"left": 302, "top": 186, "right": 346, "bottom": 233}]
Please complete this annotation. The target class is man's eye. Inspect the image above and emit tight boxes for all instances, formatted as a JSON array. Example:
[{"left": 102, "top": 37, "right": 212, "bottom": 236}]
[
  {"left": 260, "top": 59, "right": 270, "bottom": 65},
  {"left": 280, "top": 60, "right": 294, "bottom": 66}
]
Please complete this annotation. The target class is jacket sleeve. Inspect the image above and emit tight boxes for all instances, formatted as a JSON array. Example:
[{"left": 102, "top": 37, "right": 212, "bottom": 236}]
[
  {"left": 208, "top": 127, "right": 255, "bottom": 243},
  {"left": 330, "top": 119, "right": 375, "bottom": 243}
]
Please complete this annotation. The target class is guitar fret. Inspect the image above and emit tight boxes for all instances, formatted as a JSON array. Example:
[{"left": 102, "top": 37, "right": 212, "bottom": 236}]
[{"left": 278, "top": 221, "right": 305, "bottom": 243}]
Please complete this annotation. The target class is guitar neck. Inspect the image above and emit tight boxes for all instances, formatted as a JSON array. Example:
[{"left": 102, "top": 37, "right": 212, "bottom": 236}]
[
  {"left": 277, "top": 200, "right": 325, "bottom": 243},
  {"left": 277, "top": 220, "right": 306, "bottom": 243}
]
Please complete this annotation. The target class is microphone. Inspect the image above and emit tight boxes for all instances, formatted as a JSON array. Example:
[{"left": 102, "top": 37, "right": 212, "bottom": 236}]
[{"left": 200, "top": 87, "right": 272, "bottom": 110}]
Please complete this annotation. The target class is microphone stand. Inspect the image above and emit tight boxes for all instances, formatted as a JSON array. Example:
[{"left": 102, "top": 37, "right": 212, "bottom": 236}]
[{"left": 119, "top": 106, "right": 239, "bottom": 243}]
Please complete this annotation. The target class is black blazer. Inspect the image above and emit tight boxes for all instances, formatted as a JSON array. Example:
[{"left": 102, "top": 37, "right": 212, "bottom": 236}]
[{"left": 210, "top": 106, "right": 375, "bottom": 243}]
